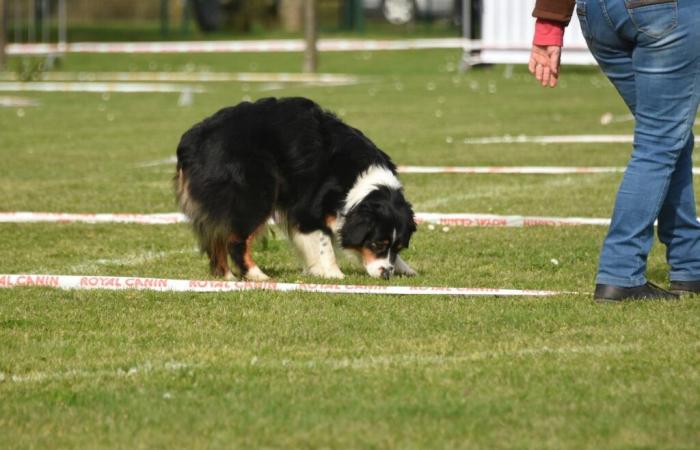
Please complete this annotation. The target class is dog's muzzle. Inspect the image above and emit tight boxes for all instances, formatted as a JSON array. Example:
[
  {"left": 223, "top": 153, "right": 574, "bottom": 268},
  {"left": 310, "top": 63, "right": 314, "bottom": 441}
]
[{"left": 380, "top": 266, "right": 394, "bottom": 280}]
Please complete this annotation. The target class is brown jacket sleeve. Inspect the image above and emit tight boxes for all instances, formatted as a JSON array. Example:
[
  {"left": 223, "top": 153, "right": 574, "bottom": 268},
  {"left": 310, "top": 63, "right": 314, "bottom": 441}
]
[{"left": 533, "top": 0, "right": 576, "bottom": 25}]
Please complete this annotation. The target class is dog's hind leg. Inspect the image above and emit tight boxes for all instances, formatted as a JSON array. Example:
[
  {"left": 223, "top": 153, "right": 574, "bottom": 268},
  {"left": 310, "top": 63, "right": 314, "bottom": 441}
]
[
  {"left": 289, "top": 228, "right": 344, "bottom": 279},
  {"left": 228, "top": 233, "right": 270, "bottom": 281},
  {"left": 208, "top": 237, "right": 235, "bottom": 280}
]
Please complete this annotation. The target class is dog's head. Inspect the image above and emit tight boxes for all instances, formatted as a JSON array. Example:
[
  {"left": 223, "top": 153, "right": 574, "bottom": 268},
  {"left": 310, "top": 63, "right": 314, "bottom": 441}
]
[{"left": 340, "top": 187, "right": 417, "bottom": 279}]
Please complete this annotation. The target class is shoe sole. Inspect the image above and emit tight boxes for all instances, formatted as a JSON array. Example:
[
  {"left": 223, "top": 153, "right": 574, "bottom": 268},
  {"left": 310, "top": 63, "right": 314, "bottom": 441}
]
[
  {"left": 594, "top": 295, "right": 680, "bottom": 303},
  {"left": 670, "top": 289, "right": 699, "bottom": 296},
  {"left": 594, "top": 297, "right": 623, "bottom": 304}
]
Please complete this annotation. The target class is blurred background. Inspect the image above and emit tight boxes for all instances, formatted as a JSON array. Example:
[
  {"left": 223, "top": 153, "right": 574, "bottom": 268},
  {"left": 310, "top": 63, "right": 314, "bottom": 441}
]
[{"left": 0, "top": 0, "right": 480, "bottom": 43}]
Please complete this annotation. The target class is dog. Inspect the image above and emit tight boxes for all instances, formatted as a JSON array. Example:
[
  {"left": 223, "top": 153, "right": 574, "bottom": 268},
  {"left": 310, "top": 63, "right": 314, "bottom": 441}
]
[{"left": 175, "top": 97, "right": 417, "bottom": 281}]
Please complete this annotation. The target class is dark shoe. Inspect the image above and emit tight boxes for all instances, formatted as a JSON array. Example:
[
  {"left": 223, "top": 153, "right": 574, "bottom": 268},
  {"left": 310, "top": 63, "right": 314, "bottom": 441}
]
[
  {"left": 670, "top": 280, "right": 700, "bottom": 295},
  {"left": 594, "top": 282, "right": 679, "bottom": 302}
]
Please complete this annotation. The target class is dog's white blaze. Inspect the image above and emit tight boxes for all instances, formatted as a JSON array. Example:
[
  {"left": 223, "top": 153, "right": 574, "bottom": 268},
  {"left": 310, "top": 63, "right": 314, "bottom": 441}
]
[{"left": 342, "top": 165, "right": 402, "bottom": 214}]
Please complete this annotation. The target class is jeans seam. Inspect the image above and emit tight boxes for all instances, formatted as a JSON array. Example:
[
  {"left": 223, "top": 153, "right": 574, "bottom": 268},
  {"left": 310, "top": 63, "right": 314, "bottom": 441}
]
[
  {"left": 598, "top": 0, "right": 616, "bottom": 30},
  {"left": 682, "top": 58, "right": 700, "bottom": 144}
]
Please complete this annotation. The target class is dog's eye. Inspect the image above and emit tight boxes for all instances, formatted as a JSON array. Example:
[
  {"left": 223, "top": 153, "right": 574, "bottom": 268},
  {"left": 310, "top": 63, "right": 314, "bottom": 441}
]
[{"left": 369, "top": 241, "right": 388, "bottom": 252}]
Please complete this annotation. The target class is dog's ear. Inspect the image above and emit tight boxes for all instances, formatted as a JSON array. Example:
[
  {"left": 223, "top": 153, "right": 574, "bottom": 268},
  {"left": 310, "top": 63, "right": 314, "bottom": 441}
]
[{"left": 340, "top": 209, "right": 371, "bottom": 248}]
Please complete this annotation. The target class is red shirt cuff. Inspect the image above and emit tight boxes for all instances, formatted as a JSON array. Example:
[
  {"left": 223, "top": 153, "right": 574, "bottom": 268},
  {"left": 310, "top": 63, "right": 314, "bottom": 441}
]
[{"left": 533, "top": 18, "right": 565, "bottom": 46}]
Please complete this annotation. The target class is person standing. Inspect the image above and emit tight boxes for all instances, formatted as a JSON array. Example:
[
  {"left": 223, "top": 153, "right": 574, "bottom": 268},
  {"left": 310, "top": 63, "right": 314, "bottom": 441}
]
[{"left": 529, "top": 0, "right": 700, "bottom": 301}]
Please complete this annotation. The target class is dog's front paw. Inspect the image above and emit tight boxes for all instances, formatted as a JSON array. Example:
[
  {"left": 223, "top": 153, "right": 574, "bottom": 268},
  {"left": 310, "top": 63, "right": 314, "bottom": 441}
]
[
  {"left": 397, "top": 267, "right": 418, "bottom": 277},
  {"left": 395, "top": 257, "right": 418, "bottom": 277},
  {"left": 245, "top": 266, "right": 271, "bottom": 281}
]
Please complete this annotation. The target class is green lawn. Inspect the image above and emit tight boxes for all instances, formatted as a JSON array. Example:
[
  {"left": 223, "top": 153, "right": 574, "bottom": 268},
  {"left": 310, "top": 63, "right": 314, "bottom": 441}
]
[{"left": 1, "top": 49, "right": 699, "bottom": 449}]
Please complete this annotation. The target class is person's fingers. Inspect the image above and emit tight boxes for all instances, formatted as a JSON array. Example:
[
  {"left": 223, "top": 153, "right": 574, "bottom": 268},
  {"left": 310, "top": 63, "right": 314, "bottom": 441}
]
[
  {"left": 549, "top": 71, "right": 558, "bottom": 87},
  {"left": 528, "top": 55, "right": 536, "bottom": 74},
  {"left": 549, "top": 49, "right": 561, "bottom": 76},
  {"left": 536, "top": 62, "right": 544, "bottom": 83},
  {"left": 542, "top": 64, "right": 550, "bottom": 86}
]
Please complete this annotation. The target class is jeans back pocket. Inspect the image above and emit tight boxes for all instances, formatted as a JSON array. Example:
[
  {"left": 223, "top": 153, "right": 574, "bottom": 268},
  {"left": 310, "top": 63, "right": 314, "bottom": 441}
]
[{"left": 625, "top": 0, "right": 678, "bottom": 39}]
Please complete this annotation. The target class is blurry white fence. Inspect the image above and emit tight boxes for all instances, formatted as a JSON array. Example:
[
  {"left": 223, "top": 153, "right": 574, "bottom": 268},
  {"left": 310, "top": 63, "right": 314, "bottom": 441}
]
[{"left": 472, "top": 0, "right": 595, "bottom": 65}]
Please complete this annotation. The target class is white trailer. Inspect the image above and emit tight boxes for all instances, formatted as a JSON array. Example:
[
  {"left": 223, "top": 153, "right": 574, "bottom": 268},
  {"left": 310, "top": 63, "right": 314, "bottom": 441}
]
[{"left": 463, "top": 0, "right": 595, "bottom": 67}]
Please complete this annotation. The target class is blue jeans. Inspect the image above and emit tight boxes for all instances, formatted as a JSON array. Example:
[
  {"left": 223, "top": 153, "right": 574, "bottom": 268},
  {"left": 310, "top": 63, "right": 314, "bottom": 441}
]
[{"left": 576, "top": 0, "right": 700, "bottom": 287}]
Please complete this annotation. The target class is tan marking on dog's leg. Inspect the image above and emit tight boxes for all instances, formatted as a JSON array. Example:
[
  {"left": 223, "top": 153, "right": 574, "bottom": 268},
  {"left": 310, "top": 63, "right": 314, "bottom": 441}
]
[
  {"left": 242, "top": 234, "right": 270, "bottom": 281},
  {"left": 209, "top": 239, "right": 234, "bottom": 279},
  {"left": 325, "top": 214, "right": 339, "bottom": 233}
]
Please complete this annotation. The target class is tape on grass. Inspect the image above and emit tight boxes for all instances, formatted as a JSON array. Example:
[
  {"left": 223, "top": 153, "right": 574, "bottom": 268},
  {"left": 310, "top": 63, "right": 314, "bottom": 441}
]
[
  {"left": 397, "top": 165, "right": 630, "bottom": 174},
  {"left": 0, "top": 274, "right": 560, "bottom": 297},
  {"left": 0, "top": 212, "right": 186, "bottom": 224},
  {"left": 0, "top": 211, "right": 615, "bottom": 227},
  {"left": 461, "top": 135, "right": 699, "bottom": 145},
  {"left": 0, "top": 82, "right": 204, "bottom": 93},
  {"left": 7, "top": 38, "right": 467, "bottom": 55}
]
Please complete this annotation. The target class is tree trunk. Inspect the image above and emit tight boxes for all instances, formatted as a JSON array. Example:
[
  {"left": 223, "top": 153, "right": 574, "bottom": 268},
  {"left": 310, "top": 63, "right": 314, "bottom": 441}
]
[
  {"left": 279, "top": 0, "right": 303, "bottom": 32},
  {"left": 303, "top": 0, "right": 317, "bottom": 73},
  {"left": 0, "top": 0, "right": 6, "bottom": 70}
]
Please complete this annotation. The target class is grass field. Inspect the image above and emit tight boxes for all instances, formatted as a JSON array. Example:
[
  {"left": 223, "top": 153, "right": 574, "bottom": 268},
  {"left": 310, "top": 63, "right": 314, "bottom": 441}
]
[{"left": 1, "top": 48, "right": 699, "bottom": 449}]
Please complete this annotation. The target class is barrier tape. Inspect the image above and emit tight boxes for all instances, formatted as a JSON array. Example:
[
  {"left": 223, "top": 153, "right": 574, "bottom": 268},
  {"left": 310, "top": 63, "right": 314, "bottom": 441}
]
[
  {"left": 0, "top": 72, "right": 360, "bottom": 84},
  {"left": 0, "top": 274, "right": 561, "bottom": 297},
  {"left": 414, "top": 213, "right": 612, "bottom": 227},
  {"left": 397, "top": 165, "right": 628, "bottom": 174},
  {"left": 0, "top": 211, "right": 614, "bottom": 227},
  {"left": 0, "top": 212, "right": 185, "bottom": 224},
  {"left": 0, "top": 82, "right": 205, "bottom": 94},
  {"left": 462, "top": 135, "right": 700, "bottom": 145},
  {"left": 7, "top": 38, "right": 468, "bottom": 55}
]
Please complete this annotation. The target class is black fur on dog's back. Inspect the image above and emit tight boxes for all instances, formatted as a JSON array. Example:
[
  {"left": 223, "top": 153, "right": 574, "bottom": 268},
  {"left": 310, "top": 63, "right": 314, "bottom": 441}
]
[{"left": 175, "top": 96, "right": 411, "bottom": 278}]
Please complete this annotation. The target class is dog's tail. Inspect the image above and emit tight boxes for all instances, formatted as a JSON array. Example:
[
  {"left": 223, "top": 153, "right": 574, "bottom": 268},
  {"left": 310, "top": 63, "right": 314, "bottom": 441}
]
[{"left": 175, "top": 167, "right": 230, "bottom": 258}]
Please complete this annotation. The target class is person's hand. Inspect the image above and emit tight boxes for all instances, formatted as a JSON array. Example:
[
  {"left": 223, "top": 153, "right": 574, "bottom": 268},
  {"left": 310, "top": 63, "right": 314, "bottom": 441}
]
[{"left": 528, "top": 44, "right": 562, "bottom": 88}]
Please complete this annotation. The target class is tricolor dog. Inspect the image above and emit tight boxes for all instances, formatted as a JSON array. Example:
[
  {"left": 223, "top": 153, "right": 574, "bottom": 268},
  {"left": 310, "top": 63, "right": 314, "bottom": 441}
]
[{"left": 175, "top": 97, "right": 417, "bottom": 280}]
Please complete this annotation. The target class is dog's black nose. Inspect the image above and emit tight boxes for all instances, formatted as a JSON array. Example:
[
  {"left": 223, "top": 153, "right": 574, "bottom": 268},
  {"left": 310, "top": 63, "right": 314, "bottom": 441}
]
[{"left": 381, "top": 267, "right": 393, "bottom": 280}]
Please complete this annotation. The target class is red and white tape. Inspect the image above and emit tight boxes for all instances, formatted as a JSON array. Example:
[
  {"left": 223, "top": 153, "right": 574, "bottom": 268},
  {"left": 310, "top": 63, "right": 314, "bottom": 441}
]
[
  {"left": 7, "top": 38, "right": 467, "bottom": 55},
  {"left": 1, "top": 72, "right": 359, "bottom": 84},
  {"left": 0, "top": 211, "right": 614, "bottom": 227},
  {"left": 0, "top": 211, "right": 185, "bottom": 224},
  {"left": 462, "top": 134, "right": 700, "bottom": 145},
  {"left": 415, "top": 213, "right": 612, "bottom": 227},
  {"left": 0, "top": 82, "right": 204, "bottom": 94},
  {"left": 397, "top": 165, "right": 628, "bottom": 174},
  {"left": 0, "top": 274, "right": 560, "bottom": 297}
]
